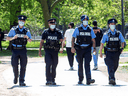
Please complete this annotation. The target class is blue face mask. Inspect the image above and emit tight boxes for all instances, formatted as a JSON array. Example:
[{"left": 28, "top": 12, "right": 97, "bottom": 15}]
[
  {"left": 19, "top": 21, "right": 25, "bottom": 26},
  {"left": 110, "top": 25, "right": 116, "bottom": 30},
  {"left": 83, "top": 20, "right": 88, "bottom": 25},
  {"left": 50, "top": 25, "right": 56, "bottom": 29}
]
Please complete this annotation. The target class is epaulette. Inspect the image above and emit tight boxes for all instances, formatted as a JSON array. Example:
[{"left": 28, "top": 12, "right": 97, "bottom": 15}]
[
  {"left": 55, "top": 28, "right": 61, "bottom": 33},
  {"left": 88, "top": 25, "right": 92, "bottom": 30},
  {"left": 24, "top": 27, "right": 30, "bottom": 32},
  {"left": 116, "top": 30, "right": 121, "bottom": 34},
  {"left": 104, "top": 30, "right": 109, "bottom": 35},
  {"left": 11, "top": 26, "right": 18, "bottom": 30}
]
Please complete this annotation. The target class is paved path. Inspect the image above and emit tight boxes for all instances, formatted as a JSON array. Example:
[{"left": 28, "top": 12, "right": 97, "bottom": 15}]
[{"left": 3, "top": 56, "right": 128, "bottom": 96}]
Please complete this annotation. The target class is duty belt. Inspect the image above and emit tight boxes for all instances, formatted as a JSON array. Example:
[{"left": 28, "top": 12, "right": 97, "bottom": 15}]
[
  {"left": 13, "top": 46, "right": 25, "bottom": 50},
  {"left": 74, "top": 43, "right": 91, "bottom": 50},
  {"left": 107, "top": 48, "right": 119, "bottom": 51}
]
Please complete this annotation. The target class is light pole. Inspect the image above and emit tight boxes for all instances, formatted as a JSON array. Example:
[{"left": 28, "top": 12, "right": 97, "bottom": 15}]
[{"left": 121, "top": 0, "right": 125, "bottom": 37}]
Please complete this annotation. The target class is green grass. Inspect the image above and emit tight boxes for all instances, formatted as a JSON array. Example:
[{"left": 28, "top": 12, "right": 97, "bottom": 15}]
[
  {"left": 2, "top": 40, "right": 40, "bottom": 48},
  {"left": 0, "top": 49, "right": 67, "bottom": 57},
  {"left": 119, "top": 66, "right": 128, "bottom": 73},
  {"left": 0, "top": 61, "right": 1, "bottom": 64},
  {"left": 119, "top": 62, "right": 128, "bottom": 64}
]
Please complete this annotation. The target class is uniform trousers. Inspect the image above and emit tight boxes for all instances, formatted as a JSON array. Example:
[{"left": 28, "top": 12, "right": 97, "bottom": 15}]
[
  {"left": 45, "top": 49, "right": 58, "bottom": 82},
  {"left": 76, "top": 47, "right": 92, "bottom": 82},
  {"left": 11, "top": 48, "right": 27, "bottom": 83},
  {"left": 104, "top": 50, "right": 121, "bottom": 80}
]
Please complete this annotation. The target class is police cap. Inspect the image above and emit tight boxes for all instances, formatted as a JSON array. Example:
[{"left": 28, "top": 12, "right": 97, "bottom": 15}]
[
  {"left": 81, "top": 15, "right": 89, "bottom": 21},
  {"left": 93, "top": 20, "right": 97, "bottom": 26},
  {"left": 48, "top": 18, "right": 56, "bottom": 22},
  {"left": 17, "top": 15, "right": 27, "bottom": 21},
  {"left": 108, "top": 18, "right": 118, "bottom": 24}
]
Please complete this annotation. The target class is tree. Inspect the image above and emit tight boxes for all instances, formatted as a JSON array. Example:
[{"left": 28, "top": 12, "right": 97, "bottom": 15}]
[
  {"left": 0, "top": 0, "right": 34, "bottom": 31},
  {"left": 36, "top": 0, "right": 66, "bottom": 28}
]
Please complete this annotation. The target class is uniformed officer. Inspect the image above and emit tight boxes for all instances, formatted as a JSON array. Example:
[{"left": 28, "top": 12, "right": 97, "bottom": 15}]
[
  {"left": 39, "top": 18, "right": 63, "bottom": 85},
  {"left": 100, "top": 18, "right": 125, "bottom": 85},
  {"left": 92, "top": 20, "right": 103, "bottom": 70},
  {"left": 6, "top": 15, "right": 32, "bottom": 86},
  {"left": 71, "top": 15, "right": 96, "bottom": 85}
]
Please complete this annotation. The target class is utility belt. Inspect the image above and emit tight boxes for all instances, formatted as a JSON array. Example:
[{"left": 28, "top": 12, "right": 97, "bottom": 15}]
[
  {"left": 74, "top": 43, "right": 92, "bottom": 50},
  {"left": 12, "top": 46, "right": 25, "bottom": 50},
  {"left": 44, "top": 43, "right": 60, "bottom": 51},
  {"left": 106, "top": 47, "right": 120, "bottom": 52}
]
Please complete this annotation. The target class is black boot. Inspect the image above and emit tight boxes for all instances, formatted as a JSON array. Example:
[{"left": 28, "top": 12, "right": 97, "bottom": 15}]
[
  {"left": 78, "top": 81, "right": 83, "bottom": 84},
  {"left": 51, "top": 81, "right": 56, "bottom": 85},
  {"left": 86, "top": 79, "right": 95, "bottom": 85},
  {"left": 46, "top": 81, "right": 52, "bottom": 85},
  {"left": 109, "top": 79, "right": 116, "bottom": 85},
  {"left": 19, "top": 82, "right": 26, "bottom": 86},
  {"left": 14, "top": 77, "right": 18, "bottom": 84}
]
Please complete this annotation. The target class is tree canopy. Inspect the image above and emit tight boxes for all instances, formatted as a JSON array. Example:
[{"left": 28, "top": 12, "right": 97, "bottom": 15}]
[{"left": 0, "top": 0, "right": 128, "bottom": 34}]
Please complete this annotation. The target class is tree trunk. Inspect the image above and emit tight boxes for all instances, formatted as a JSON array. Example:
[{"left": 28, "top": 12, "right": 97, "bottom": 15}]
[{"left": 40, "top": 0, "right": 51, "bottom": 28}]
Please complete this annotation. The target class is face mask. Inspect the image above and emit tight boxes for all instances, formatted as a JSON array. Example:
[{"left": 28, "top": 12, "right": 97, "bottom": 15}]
[
  {"left": 68, "top": 27, "right": 70, "bottom": 29},
  {"left": 50, "top": 25, "right": 56, "bottom": 29},
  {"left": 83, "top": 20, "right": 88, "bottom": 25},
  {"left": 19, "top": 21, "right": 25, "bottom": 26},
  {"left": 110, "top": 25, "right": 116, "bottom": 30}
]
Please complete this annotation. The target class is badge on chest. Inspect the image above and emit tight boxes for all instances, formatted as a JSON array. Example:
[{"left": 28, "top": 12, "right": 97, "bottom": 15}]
[
  {"left": 48, "top": 36, "right": 57, "bottom": 40},
  {"left": 109, "top": 37, "right": 119, "bottom": 41},
  {"left": 80, "top": 32, "right": 91, "bottom": 36}
]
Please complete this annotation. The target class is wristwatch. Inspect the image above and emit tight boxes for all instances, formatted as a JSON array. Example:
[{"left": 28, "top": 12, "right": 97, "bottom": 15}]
[{"left": 94, "top": 47, "right": 96, "bottom": 50}]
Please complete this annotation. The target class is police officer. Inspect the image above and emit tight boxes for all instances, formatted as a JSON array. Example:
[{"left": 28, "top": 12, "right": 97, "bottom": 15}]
[
  {"left": 71, "top": 15, "right": 96, "bottom": 85},
  {"left": 39, "top": 18, "right": 63, "bottom": 85},
  {"left": 6, "top": 15, "right": 32, "bottom": 86},
  {"left": 100, "top": 18, "right": 125, "bottom": 85},
  {"left": 92, "top": 20, "right": 103, "bottom": 70}
]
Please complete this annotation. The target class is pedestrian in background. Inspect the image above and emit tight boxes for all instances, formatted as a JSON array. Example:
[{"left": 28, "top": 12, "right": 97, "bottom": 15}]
[
  {"left": 0, "top": 28, "right": 4, "bottom": 51},
  {"left": 62, "top": 22, "right": 75, "bottom": 70},
  {"left": 92, "top": 20, "right": 103, "bottom": 70}
]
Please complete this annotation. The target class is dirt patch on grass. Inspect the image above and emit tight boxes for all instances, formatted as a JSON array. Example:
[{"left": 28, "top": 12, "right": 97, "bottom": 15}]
[{"left": 99, "top": 65, "right": 128, "bottom": 82}]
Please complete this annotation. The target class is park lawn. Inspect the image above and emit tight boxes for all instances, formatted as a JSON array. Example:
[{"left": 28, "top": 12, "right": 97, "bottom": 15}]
[
  {"left": 0, "top": 49, "right": 67, "bottom": 57},
  {"left": 2, "top": 40, "right": 40, "bottom": 48},
  {"left": 1, "top": 39, "right": 128, "bottom": 57},
  {"left": 118, "top": 66, "right": 128, "bottom": 73}
]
